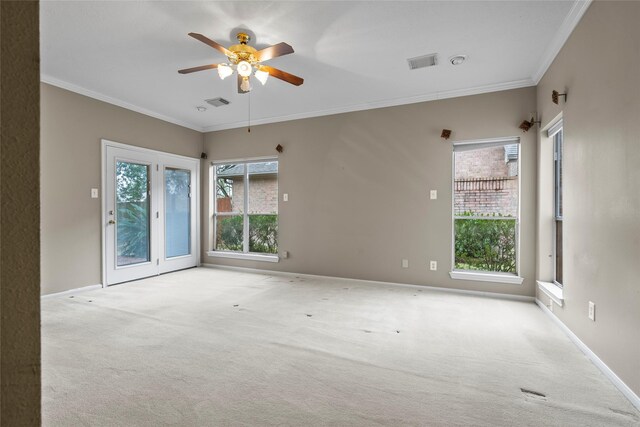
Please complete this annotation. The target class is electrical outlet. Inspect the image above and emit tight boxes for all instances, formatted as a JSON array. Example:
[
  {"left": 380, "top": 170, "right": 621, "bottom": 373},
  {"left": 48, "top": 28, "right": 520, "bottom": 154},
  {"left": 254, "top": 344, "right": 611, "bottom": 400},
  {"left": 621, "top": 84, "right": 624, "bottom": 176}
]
[
  {"left": 91, "top": 188, "right": 99, "bottom": 198},
  {"left": 430, "top": 190, "right": 437, "bottom": 200},
  {"left": 281, "top": 251, "right": 289, "bottom": 259},
  {"left": 588, "top": 301, "right": 595, "bottom": 321},
  {"left": 402, "top": 259, "right": 409, "bottom": 268},
  {"left": 430, "top": 260, "right": 437, "bottom": 271},
  {"left": 283, "top": 193, "right": 289, "bottom": 202}
]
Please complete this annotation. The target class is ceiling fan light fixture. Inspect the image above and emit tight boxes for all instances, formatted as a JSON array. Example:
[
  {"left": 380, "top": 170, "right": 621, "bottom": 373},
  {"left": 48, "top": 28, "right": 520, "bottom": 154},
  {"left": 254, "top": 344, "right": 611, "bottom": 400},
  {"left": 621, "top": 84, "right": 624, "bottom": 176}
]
[
  {"left": 240, "top": 76, "right": 251, "bottom": 92},
  {"left": 217, "top": 64, "right": 233, "bottom": 80},
  {"left": 237, "top": 61, "right": 252, "bottom": 77},
  {"left": 255, "top": 69, "right": 269, "bottom": 85}
]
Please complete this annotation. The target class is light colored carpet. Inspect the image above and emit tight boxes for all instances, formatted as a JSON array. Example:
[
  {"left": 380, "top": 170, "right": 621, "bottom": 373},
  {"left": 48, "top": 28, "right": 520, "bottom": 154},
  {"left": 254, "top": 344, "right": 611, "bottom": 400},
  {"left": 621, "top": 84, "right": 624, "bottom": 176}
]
[{"left": 42, "top": 267, "right": 639, "bottom": 426}]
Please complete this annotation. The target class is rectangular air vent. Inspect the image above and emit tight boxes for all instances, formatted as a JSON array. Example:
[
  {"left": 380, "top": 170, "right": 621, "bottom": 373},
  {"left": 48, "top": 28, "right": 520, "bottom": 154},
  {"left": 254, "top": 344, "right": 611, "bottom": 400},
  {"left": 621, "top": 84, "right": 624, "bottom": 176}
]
[
  {"left": 407, "top": 53, "right": 438, "bottom": 70},
  {"left": 205, "top": 97, "right": 230, "bottom": 107}
]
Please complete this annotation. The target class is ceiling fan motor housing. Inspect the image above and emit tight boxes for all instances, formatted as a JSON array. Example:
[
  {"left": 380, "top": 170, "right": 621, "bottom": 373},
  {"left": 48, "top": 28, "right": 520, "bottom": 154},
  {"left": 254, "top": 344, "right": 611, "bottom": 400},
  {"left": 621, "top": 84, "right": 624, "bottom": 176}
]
[{"left": 226, "top": 33, "right": 257, "bottom": 64}]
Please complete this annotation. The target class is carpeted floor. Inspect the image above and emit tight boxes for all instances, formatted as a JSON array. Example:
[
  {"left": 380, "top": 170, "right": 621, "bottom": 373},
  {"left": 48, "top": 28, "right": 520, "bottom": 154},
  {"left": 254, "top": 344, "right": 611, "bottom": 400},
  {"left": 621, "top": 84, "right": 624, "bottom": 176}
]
[{"left": 42, "top": 267, "right": 639, "bottom": 426}]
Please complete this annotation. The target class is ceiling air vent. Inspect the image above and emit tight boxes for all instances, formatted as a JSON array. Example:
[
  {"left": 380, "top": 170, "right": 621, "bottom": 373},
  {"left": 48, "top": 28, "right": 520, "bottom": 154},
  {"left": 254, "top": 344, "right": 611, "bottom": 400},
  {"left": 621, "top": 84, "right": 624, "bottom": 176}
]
[
  {"left": 407, "top": 53, "right": 438, "bottom": 70},
  {"left": 205, "top": 97, "right": 230, "bottom": 107}
]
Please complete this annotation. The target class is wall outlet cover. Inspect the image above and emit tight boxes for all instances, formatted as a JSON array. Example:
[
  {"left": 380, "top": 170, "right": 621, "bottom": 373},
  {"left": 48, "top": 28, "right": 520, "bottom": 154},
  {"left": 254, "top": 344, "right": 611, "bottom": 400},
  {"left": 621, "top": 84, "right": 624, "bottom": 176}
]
[
  {"left": 91, "top": 188, "right": 99, "bottom": 198},
  {"left": 588, "top": 301, "right": 595, "bottom": 321},
  {"left": 402, "top": 259, "right": 409, "bottom": 268},
  {"left": 430, "top": 260, "right": 437, "bottom": 271},
  {"left": 283, "top": 193, "right": 289, "bottom": 202},
  {"left": 430, "top": 190, "right": 437, "bottom": 200}
]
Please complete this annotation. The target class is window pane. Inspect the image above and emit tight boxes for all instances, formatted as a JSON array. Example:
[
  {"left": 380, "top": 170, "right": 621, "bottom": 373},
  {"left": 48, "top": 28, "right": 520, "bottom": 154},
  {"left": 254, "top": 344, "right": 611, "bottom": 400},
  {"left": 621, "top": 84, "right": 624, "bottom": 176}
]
[
  {"left": 249, "top": 215, "right": 278, "bottom": 254},
  {"left": 454, "top": 144, "right": 518, "bottom": 217},
  {"left": 454, "top": 218, "right": 517, "bottom": 273},
  {"left": 453, "top": 143, "right": 519, "bottom": 274},
  {"left": 165, "top": 168, "right": 191, "bottom": 258},
  {"left": 248, "top": 162, "right": 278, "bottom": 253},
  {"left": 555, "top": 131, "right": 563, "bottom": 218},
  {"left": 555, "top": 220, "right": 563, "bottom": 285},
  {"left": 216, "top": 163, "right": 244, "bottom": 214},
  {"left": 215, "top": 215, "right": 243, "bottom": 251},
  {"left": 116, "top": 161, "right": 150, "bottom": 266}
]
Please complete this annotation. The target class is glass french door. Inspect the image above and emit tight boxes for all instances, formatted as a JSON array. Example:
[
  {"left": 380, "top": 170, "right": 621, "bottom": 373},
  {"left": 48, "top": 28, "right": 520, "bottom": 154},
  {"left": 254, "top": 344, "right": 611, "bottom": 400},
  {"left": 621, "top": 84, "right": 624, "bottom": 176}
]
[{"left": 104, "top": 143, "right": 198, "bottom": 285}]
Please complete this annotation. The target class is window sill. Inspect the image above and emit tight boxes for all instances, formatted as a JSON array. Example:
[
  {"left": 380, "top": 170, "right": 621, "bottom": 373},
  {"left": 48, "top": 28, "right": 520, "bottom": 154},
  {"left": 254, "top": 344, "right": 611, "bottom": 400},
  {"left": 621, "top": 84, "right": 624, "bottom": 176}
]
[
  {"left": 449, "top": 270, "right": 524, "bottom": 285},
  {"left": 537, "top": 280, "right": 564, "bottom": 307},
  {"left": 206, "top": 251, "right": 279, "bottom": 263}
]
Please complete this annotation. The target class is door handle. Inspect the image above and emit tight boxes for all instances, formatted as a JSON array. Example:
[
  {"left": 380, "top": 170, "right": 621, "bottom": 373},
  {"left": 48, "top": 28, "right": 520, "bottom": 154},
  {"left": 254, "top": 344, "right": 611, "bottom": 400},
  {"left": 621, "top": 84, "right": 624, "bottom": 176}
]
[{"left": 108, "top": 220, "right": 116, "bottom": 225}]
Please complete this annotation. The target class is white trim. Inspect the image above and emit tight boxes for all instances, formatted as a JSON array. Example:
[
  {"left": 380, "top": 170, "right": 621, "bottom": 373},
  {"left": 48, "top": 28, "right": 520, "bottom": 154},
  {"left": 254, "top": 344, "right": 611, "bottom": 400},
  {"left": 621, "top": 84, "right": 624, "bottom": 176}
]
[
  {"left": 206, "top": 252, "right": 279, "bottom": 263},
  {"left": 449, "top": 270, "right": 524, "bottom": 285},
  {"left": 536, "top": 280, "right": 564, "bottom": 306},
  {"left": 101, "top": 139, "right": 200, "bottom": 161},
  {"left": 42, "top": 74, "right": 534, "bottom": 134},
  {"left": 452, "top": 136, "right": 520, "bottom": 150},
  {"left": 41, "top": 75, "right": 202, "bottom": 132},
  {"left": 210, "top": 156, "right": 277, "bottom": 165},
  {"left": 536, "top": 299, "right": 640, "bottom": 411},
  {"left": 547, "top": 119, "right": 564, "bottom": 138},
  {"left": 201, "top": 264, "right": 534, "bottom": 302},
  {"left": 531, "top": 0, "right": 593, "bottom": 84},
  {"left": 41, "top": 284, "right": 102, "bottom": 300},
  {"left": 201, "top": 79, "right": 535, "bottom": 132}
]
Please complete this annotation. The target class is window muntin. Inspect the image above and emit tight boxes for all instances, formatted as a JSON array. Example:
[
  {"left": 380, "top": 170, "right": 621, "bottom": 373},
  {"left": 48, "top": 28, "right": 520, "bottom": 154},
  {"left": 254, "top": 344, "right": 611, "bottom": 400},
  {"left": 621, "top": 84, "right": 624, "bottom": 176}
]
[
  {"left": 453, "top": 139, "right": 520, "bottom": 275},
  {"left": 553, "top": 129, "right": 563, "bottom": 286},
  {"left": 213, "top": 160, "right": 278, "bottom": 255}
]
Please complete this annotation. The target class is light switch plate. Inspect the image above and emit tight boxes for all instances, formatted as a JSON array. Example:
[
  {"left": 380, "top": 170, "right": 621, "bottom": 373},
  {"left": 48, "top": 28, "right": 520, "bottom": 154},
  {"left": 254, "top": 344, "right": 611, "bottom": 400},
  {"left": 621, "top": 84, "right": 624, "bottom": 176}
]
[
  {"left": 402, "top": 259, "right": 409, "bottom": 268},
  {"left": 283, "top": 193, "right": 289, "bottom": 202},
  {"left": 430, "top": 190, "right": 437, "bottom": 200},
  {"left": 91, "top": 188, "right": 99, "bottom": 198},
  {"left": 588, "top": 301, "right": 595, "bottom": 321}
]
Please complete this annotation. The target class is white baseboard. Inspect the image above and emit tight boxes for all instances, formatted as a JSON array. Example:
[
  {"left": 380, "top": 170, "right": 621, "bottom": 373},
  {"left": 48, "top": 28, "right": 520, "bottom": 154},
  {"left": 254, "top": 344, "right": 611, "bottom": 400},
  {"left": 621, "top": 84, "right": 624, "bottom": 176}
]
[
  {"left": 201, "top": 263, "right": 535, "bottom": 303},
  {"left": 41, "top": 284, "right": 103, "bottom": 300},
  {"left": 536, "top": 299, "right": 640, "bottom": 411}
]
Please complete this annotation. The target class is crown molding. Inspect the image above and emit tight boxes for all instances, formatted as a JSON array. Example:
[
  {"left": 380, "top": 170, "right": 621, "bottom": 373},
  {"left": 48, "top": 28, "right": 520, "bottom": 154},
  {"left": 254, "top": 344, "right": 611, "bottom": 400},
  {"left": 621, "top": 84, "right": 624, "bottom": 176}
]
[
  {"left": 531, "top": 0, "right": 593, "bottom": 84},
  {"left": 202, "top": 78, "right": 536, "bottom": 132},
  {"left": 41, "top": 74, "right": 203, "bottom": 132}
]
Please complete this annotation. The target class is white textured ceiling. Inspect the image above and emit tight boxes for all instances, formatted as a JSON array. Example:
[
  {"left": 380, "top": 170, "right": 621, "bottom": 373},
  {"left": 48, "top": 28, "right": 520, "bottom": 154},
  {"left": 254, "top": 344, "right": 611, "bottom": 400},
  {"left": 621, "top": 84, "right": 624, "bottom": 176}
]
[{"left": 40, "top": 1, "right": 586, "bottom": 132}]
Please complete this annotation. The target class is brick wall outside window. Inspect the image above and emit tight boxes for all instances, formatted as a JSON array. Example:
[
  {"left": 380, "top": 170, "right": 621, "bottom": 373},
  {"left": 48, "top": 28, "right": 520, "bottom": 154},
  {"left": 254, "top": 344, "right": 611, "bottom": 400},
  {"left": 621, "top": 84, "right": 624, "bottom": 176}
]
[
  {"left": 229, "top": 174, "right": 278, "bottom": 214},
  {"left": 454, "top": 146, "right": 518, "bottom": 217}
]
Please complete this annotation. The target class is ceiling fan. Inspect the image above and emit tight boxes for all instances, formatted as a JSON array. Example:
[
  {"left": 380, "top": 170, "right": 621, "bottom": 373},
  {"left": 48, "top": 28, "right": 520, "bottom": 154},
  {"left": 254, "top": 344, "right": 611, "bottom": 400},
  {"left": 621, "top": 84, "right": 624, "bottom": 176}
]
[{"left": 178, "top": 32, "right": 304, "bottom": 94}]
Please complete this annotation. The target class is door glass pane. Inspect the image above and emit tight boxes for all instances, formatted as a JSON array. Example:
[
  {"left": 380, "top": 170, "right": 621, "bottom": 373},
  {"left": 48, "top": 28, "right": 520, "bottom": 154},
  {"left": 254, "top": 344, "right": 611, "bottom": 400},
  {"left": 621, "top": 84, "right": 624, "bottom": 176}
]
[
  {"left": 248, "top": 162, "right": 278, "bottom": 254},
  {"left": 165, "top": 168, "right": 191, "bottom": 258},
  {"left": 215, "top": 215, "right": 243, "bottom": 251},
  {"left": 215, "top": 163, "right": 244, "bottom": 214},
  {"left": 116, "top": 161, "right": 150, "bottom": 266}
]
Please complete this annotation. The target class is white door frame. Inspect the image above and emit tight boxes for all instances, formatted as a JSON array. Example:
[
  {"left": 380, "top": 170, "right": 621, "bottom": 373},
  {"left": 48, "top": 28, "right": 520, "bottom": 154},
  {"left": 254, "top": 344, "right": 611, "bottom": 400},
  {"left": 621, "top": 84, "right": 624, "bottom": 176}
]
[{"left": 101, "top": 139, "right": 200, "bottom": 287}]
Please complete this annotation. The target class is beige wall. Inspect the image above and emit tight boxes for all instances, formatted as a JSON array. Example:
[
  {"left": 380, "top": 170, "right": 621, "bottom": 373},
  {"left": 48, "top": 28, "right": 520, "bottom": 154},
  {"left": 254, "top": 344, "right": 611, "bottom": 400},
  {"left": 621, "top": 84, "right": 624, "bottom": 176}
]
[
  {"left": 536, "top": 1, "right": 640, "bottom": 396},
  {"left": 1, "top": 1, "right": 41, "bottom": 423},
  {"left": 40, "top": 83, "right": 203, "bottom": 294},
  {"left": 203, "top": 87, "right": 537, "bottom": 297}
]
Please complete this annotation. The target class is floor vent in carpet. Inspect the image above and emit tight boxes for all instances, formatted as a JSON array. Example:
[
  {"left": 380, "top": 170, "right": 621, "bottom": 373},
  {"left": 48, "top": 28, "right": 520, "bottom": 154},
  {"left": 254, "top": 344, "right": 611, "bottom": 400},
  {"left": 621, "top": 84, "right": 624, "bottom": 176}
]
[{"left": 520, "top": 388, "right": 546, "bottom": 400}]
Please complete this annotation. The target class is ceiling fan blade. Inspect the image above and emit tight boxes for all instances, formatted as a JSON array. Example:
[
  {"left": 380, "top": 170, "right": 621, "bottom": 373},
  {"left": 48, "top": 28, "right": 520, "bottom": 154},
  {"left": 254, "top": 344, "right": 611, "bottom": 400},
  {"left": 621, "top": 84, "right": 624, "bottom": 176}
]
[
  {"left": 237, "top": 74, "right": 251, "bottom": 94},
  {"left": 255, "top": 42, "right": 294, "bottom": 62},
  {"left": 178, "top": 64, "right": 219, "bottom": 74},
  {"left": 188, "top": 32, "right": 233, "bottom": 57},
  {"left": 259, "top": 65, "right": 304, "bottom": 86}
]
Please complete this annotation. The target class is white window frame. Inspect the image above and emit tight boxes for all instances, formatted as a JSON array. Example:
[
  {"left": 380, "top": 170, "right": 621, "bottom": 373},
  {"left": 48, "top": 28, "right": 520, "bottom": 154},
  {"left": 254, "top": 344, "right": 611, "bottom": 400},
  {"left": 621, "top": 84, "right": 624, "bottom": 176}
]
[
  {"left": 550, "top": 122, "right": 564, "bottom": 288},
  {"left": 207, "top": 157, "right": 279, "bottom": 263},
  {"left": 449, "top": 137, "right": 524, "bottom": 285}
]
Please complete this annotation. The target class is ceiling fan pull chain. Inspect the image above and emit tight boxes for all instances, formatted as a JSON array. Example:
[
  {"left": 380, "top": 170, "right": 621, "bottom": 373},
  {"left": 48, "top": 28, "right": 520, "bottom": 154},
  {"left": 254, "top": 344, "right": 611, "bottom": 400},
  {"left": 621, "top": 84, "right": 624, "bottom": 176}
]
[{"left": 248, "top": 91, "right": 251, "bottom": 133}]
